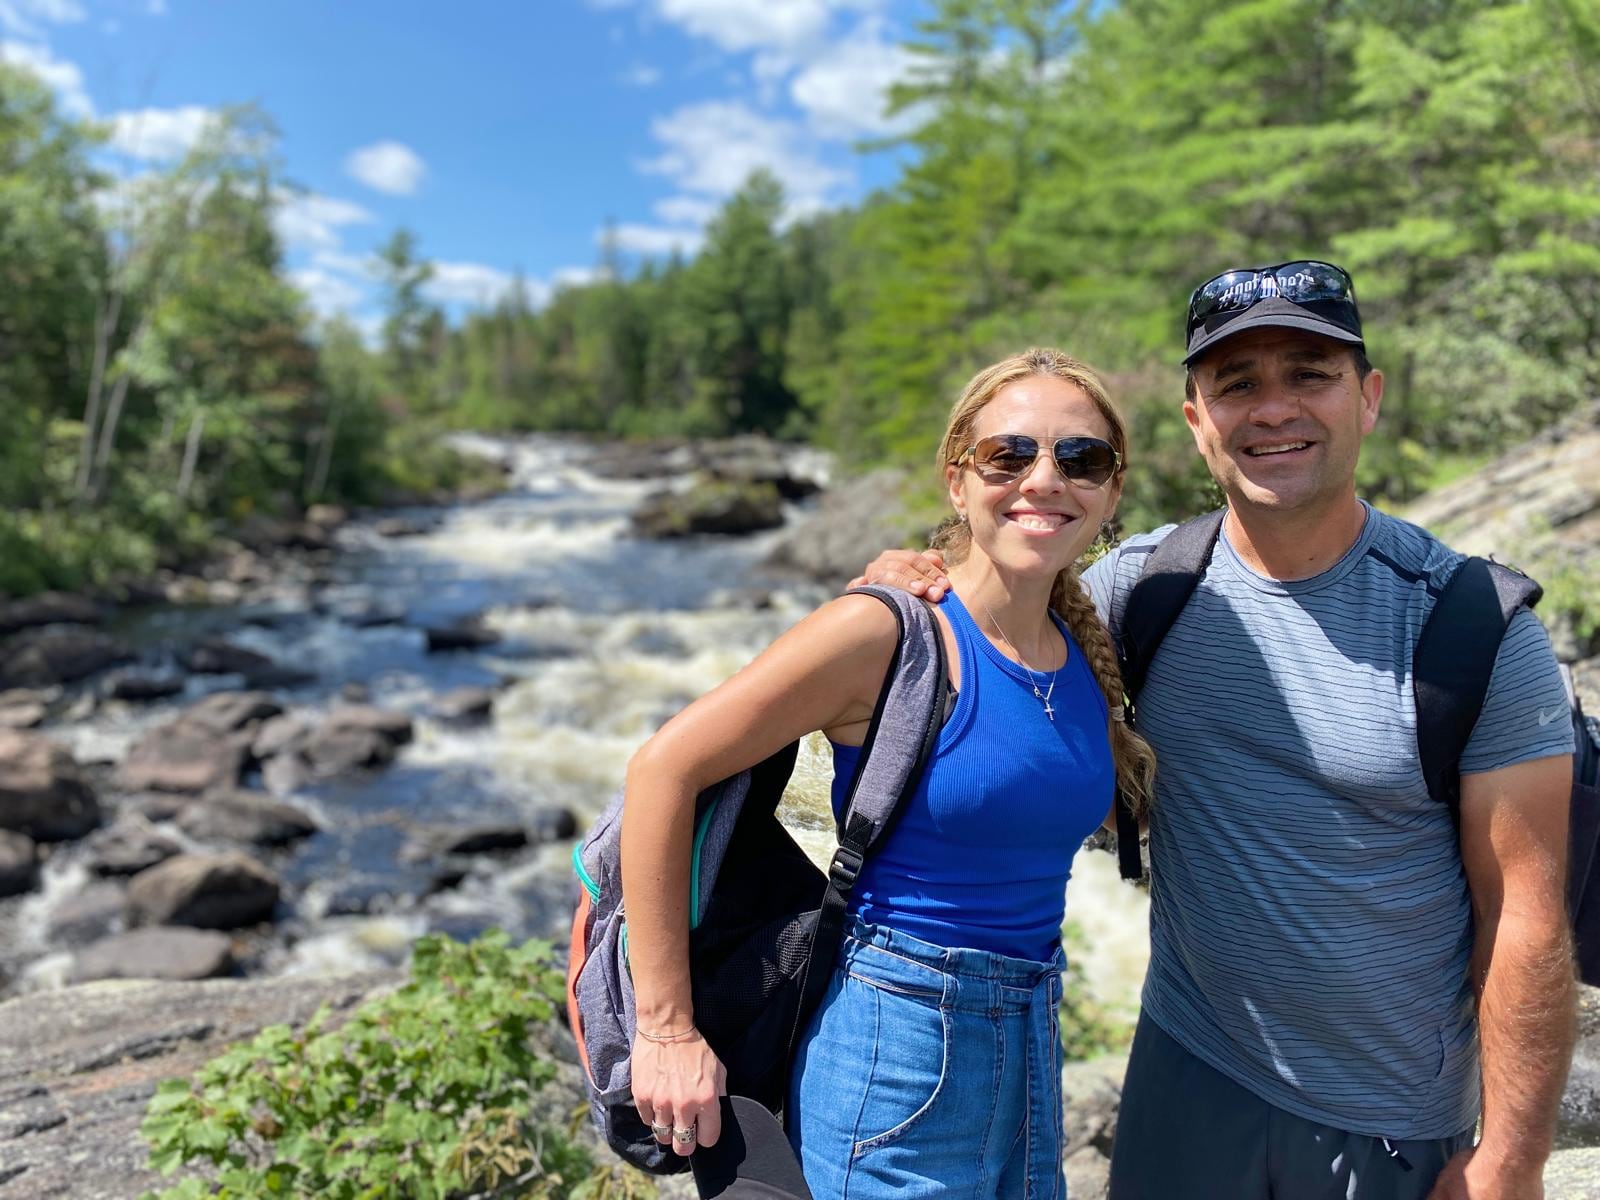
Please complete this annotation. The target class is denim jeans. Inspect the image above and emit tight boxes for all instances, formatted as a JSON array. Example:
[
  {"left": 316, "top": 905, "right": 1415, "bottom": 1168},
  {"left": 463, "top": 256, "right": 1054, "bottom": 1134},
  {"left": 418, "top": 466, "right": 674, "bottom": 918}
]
[{"left": 787, "top": 919, "right": 1069, "bottom": 1199}]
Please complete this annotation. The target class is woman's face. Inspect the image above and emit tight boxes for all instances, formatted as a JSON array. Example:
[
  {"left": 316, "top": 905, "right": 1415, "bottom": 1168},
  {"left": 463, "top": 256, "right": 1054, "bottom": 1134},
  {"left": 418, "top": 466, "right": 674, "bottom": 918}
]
[{"left": 945, "top": 375, "right": 1123, "bottom": 577}]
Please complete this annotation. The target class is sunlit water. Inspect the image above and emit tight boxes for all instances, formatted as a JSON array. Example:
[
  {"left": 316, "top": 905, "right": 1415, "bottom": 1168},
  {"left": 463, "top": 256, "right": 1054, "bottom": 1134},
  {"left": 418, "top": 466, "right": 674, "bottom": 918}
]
[{"left": 0, "top": 435, "right": 1149, "bottom": 1013}]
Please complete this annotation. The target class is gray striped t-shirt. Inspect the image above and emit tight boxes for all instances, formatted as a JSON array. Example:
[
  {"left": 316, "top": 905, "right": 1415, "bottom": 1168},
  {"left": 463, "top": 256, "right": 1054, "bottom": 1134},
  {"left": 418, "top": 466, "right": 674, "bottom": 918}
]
[{"left": 1083, "top": 504, "right": 1574, "bottom": 1139}]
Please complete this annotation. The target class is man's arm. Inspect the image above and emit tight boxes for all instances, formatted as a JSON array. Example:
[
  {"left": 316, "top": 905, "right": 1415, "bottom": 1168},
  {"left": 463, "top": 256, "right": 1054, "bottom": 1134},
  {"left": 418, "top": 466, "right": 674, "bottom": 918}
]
[{"left": 1428, "top": 752, "right": 1575, "bottom": 1199}]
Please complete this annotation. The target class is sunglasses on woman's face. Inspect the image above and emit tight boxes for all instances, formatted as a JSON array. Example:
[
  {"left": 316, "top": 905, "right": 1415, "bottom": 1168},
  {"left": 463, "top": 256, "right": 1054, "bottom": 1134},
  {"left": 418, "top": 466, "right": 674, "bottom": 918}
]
[{"left": 958, "top": 434, "right": 1122, "bottom": 488}]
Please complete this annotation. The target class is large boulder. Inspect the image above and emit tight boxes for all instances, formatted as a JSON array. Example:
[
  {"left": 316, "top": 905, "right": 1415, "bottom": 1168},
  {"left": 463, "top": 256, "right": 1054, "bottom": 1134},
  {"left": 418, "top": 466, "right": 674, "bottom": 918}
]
[
  {"left": 180, "top": 690, "right": 283, "bottom": 734},
  {"left": 326, "top": 704, "right": 414, "bottom": 746},
  {"left": 632, "top": 479, "right": 785, "bottom": 539},
  {"left": 70, "top": 928, "right": 233, "bottom": 984},
  {"left": 104, "top": 671, "right": 184, "bottom": 702},
  {"left": 126, "top": 852, "right": 281, "bottom": 929},
  {"left": 0, "top": 688, "right": 49, "bottom": 729},
  {"left": 301, "top": 725, "right": 396, "bottom": 775},
  {"left": 47, "top": 880, "right": 126, "bottom": 945},
  {"left": 698, "top": 435, "right": 823, "bottom": 500},
  {"left": 433, "top": 686, "right": 495, "bottom": 722},
  {"left": 0, "top": 627, "right": 130, "bottom": 689},
  {"left": 0, "top": 729, "right": 100, "bottom": 841},
  {"left": 176, "top": 790, "right": 317, "bottom": 847},
  {"left": 116, "top": 725, "right": 248, "bottom": 794},
  {"left": 0, "top": 592, "right": 102, "bottom": 635},
  {"left": 764, "top": 466, "right": 919, "bottom": 582},
  {"left": 423, "top": 619, "right": 500, "bottom": 652},
  {"left": 0, "top": 829, "right": 37, "bottom": 897},
  {"left": 179, "top": 638, "right": 273, "bottom": 677}
]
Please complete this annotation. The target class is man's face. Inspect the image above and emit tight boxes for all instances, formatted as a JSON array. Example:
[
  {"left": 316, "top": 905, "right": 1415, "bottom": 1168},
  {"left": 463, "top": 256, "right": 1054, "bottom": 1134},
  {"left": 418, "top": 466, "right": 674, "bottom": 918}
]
[{"left": 1184, "top": 328, "right": 1383, "bottom": 514}]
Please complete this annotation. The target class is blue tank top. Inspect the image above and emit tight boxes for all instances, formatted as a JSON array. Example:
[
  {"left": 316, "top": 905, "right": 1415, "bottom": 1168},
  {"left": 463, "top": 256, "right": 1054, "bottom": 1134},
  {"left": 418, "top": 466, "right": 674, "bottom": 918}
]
[{"left": 828, "top": 590, "right": 1113, "bottom": 960}]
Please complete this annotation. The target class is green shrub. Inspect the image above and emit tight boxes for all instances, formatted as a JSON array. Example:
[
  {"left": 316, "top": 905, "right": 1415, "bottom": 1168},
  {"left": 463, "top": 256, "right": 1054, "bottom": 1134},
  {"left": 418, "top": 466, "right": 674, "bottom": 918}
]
[
  {"left": 138, "top": 932, "right": 655, "bottom": 1200},
  {"left": 1057, "top": 922, "right": 1135, "bottom": 1062}
]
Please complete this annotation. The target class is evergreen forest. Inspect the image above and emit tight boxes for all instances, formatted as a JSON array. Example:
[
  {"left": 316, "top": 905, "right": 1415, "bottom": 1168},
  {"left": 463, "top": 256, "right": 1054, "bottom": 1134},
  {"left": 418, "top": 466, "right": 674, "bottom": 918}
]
[{"left": 6, "top": 0, "right": 1600, "bottom": 597}]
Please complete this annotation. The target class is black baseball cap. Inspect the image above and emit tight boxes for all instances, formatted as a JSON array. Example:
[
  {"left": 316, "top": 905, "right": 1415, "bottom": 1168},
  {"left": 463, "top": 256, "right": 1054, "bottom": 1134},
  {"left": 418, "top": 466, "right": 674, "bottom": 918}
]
[{"left": 1183, "top": 261, "right": 1364, "bottom": 367}]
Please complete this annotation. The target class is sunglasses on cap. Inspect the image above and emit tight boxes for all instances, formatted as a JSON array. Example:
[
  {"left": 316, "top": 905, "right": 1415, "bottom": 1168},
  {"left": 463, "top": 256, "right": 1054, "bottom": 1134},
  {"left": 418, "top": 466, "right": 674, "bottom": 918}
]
[
  {"left": 1185, "top": 260, "right": 1361, "bottom": 348},
  {"left": 957, "top": 434, "right": 1122, "bottom": 488}
]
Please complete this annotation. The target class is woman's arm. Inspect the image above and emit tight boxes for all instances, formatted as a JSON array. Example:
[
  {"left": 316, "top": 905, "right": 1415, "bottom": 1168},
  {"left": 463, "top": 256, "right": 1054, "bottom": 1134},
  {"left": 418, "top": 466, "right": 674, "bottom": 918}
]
[{"left": 620, "top": 593, "right": 901, "bottom": 1153}]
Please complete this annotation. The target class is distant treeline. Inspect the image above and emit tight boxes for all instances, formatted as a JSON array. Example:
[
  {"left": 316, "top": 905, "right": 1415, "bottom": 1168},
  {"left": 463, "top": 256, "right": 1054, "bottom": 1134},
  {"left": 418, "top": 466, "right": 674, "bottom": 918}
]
[{"left": 4, "top": 0, "right": 1598, "bottom": 596}]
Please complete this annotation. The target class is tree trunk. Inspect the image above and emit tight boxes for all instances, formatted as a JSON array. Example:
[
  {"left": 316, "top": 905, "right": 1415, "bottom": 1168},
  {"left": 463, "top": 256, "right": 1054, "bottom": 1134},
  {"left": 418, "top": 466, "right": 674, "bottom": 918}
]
[
  {"left": 177, "top": 412, "right": 205, "bottom": 501},
  {"left": 306, "top": 400, "right": 341, "bottom": 503},
  {"left": 89, "top": 316, "right": 148, "bottom": 503},
  {"left": 75, "top": 291, "right": 122, "bottom": 498}
]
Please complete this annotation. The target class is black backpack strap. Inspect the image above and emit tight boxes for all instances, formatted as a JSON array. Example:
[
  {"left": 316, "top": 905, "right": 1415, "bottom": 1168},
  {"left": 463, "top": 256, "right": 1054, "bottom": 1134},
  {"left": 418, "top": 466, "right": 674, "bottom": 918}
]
[
  {"left": 1111, "top": 508, "right": 1226, "bottom": 879},
  {"left": 787, "top": 585, "right": 946, "bottom": 1060},
  {"left": 1414, "top": 557, "right": 1542, "bottom": 814}
]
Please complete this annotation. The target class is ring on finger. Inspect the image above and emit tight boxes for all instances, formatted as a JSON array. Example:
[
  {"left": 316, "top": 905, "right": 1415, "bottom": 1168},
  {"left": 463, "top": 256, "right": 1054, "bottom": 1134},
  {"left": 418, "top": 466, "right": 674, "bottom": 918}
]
[
  {"left": 650, "top": 1122, "right": 672, "bottom": 1138},
  {"left": 672, "top": 1124, "right": 696, "bottom": 1144}
]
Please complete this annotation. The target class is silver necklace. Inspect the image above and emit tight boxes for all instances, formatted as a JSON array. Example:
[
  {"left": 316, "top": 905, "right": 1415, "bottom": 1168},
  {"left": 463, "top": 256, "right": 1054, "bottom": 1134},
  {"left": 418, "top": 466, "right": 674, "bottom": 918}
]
[{"left": 978, "top": 599, "right": 1061, "bottom": 721}]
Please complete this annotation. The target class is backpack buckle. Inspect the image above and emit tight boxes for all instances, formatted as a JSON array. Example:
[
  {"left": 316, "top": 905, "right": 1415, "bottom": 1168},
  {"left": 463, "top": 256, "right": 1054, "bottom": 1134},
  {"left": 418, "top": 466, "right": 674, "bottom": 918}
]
[{"left": 828, "top": 847, "right": 864, "bottom": 892}]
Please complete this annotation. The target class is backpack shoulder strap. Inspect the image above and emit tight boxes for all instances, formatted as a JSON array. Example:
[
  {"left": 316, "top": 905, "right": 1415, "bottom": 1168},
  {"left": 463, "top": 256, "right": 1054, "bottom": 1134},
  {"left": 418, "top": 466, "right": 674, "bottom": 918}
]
[
  {"left": 1414, "top": 557, "right": 1542, "bottom": 813},
  {"left": 788, "top": 584, "right": 945, "bottom": 1059},
  {"left": 1118, "top": 509, "right": 1227, "bottom": 700},
  {"left": 1111, "top": 509, "right": 1224, "bottom": 880}
]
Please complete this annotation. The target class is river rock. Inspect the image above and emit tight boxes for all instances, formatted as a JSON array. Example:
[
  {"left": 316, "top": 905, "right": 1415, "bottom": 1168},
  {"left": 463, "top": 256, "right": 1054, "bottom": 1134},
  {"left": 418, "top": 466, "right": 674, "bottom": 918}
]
[
  {"left": 85, "top": 817, "right": 183, "bottom": 877},
  {"left": 301, "top": 725, "right": 397, "bottom": 776},
  {"left": 631, "top": 479, "right": 785, "bottom": 538},
  {"left": 433, "top": 685, "right": 495, "bottom": 721},
  {"left": 126, "top": 852, "right": 281, "bottom": 929},
  {"left": 176, "top": 790, "right": 317, "bottom": 847},
  {"left": 181, "top": 690, "right": 284, "bottom": 734},
  {"left": 305, "top": 503, "right": 348, "bottom": 528},
  {"left": 424, "top": 619, "right": 501, "bottom": 652},
  {"left": 104, "top": 671, "right": 184, "bottom": 702},
  {"left": 373, "top": 516, "right": 434, "bottom": 538},
  {"left": 1562, "top": 983, "right": 1600, "bottom": 1147},
  {"left": 116, "top": 725, "right": 248, "bottom": 794},
  {"left": 70, "top": 928, "right": 233, "bottom": 984},
  {"left": 327, "top": 704, "right": 414, "bottom": 745},
  {"left": 435, "top": 824, "right": 528, "bottom": 856},
  {"left": 0, "top": 696, "right": 47, "bottom": 728},
  {"left": 1059, "top": 1056, "right": 1124, "bottom": 1199},
  {"left": 700, "top": 435, "right": 823, "bottom": 500},
  {"left": 0, "top": 592, "right": 102, "bottom": 634},
  {"left": 251, "top": 712, "right": 309, "bottom": 759},
  {"left": 532, "top": 806, "right": 579, "bottom": 842},
  {"left": 764, "top": 465, "right": 917, "bottom": 582},
  {"left": 0, "top": 729, "right": 100, "bottom": 841},
  {"left": 0, "top": 829, "right": 37, "bottom": 897},
  {"left": 180, "top": 638, "right": 273, "bottom": 677},
  {"left": 47, "top": 881, "right": 126, "bottom": 945},
  {"left": 0, "top": 627, "right": 131, "bottom": 689}
]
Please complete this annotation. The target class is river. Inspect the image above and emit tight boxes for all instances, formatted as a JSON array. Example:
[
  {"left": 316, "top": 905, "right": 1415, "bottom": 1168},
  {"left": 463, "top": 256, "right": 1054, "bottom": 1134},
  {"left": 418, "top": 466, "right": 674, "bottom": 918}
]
[{"left": 0, "top": 434, "right": 1150, "bottom": 1018}]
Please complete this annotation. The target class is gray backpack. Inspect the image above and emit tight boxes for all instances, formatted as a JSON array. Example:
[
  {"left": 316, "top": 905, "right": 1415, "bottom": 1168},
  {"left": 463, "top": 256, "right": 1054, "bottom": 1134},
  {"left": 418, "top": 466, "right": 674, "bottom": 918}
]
[{"left": 566, "top": 585, "right": 946, "bottom": 1174}]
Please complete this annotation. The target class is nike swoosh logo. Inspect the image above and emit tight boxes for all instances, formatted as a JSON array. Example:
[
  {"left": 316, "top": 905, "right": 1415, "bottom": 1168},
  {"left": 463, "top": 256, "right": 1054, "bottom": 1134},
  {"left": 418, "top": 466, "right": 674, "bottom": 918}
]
[{"left": 1539, "top": 707, "right": 1566, "bottom": 726}]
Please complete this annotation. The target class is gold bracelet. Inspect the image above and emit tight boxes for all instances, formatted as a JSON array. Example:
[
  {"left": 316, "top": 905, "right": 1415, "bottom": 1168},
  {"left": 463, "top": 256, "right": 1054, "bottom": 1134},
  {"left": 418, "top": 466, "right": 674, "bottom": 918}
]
[{"left": 637, "top": 1023, "right": 699, "bottom": 1044}]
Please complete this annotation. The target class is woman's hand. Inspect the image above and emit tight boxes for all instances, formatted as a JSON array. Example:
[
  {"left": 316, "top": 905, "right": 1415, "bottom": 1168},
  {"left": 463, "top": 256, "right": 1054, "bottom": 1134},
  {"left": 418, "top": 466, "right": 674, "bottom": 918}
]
[
  {"left": 850, "top": 548, "right": 950, "bottom": 602},
  {"left": 631, "top": 1029, "right": 727, "bottom": 1155}
]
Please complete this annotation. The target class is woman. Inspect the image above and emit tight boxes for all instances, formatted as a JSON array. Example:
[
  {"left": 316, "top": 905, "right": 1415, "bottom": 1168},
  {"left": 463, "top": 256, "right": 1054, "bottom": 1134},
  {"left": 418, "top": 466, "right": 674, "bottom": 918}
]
[{"left": 620, "top": 348, "right": 1155, "bottom": 1198}]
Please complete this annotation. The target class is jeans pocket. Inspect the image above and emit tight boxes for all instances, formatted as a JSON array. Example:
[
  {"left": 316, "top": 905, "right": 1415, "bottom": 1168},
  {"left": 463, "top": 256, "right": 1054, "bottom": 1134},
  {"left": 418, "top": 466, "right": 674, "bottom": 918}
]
[{"left": 847, "top": 973, "right": 951, "bottom": 1157}]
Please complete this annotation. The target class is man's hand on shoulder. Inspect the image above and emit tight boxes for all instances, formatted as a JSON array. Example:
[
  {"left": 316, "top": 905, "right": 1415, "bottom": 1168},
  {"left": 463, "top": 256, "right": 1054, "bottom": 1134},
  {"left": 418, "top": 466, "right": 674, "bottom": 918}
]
[
  {"left": 1424, "top": 1145, "right": 1544, "bottom": 1199},
  {"left": 852, "top": 548, "right": 950, "bottom": 602}
]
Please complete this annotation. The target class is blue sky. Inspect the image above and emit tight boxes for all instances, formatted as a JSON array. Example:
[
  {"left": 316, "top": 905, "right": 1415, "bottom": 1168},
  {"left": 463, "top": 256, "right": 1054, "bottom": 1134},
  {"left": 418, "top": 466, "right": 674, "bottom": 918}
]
[{"left": 1, "top": 0, "right": 924, "bottom": 332}]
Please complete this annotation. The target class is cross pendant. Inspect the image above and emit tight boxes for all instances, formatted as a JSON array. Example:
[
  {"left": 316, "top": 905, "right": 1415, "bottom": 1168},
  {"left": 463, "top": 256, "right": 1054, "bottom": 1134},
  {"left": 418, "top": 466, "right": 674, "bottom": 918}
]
[{"left": 1043, "top": 699, "right": 1055, "bottom": 720}]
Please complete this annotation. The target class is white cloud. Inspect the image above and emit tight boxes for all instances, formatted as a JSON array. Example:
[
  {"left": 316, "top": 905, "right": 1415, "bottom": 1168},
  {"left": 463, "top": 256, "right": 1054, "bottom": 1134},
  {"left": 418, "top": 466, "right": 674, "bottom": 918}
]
[
  {"left": 652, "top": 194, "right": 719, "bottom": 226},
  {"left": 611, "top": 223, "right": 705, "bottom": 257},
  {"left": 273, "top": 190, "right": 375, "bottom": 249},
  {"left": 0, "top": 0, "right": 84, "bottom": 38},
  {"left": 345, "top": 140, "right": 426, "bottom": 196},
  {"left": 621, "top": 63, "right": 662, "bottom": 87},
  {"left": 291, "top": 267, "right": 367, "bottom": 318},
  {"left": 423, "top": 260, "right": 519, "bottom": 307},
  {"left": 107, "top": 105, "right": 217, "bottom": 160},
  {"left": 789, "top": 21, "right": 911, "bottom": 137},
  {"left": 554, "top": 266, "right": 602, "bottom": 289},
  {"left": 0, "top": 40, "right": 91, "bottom": 116},
  {"left": 655, "top": 0, "right": 833, "bottom": 55},
  {"left": 644, "top": 100, "right": 846, "bottom": 211},
  {"left": 310, "top": 248, "right": 374, "bottom": 277}
]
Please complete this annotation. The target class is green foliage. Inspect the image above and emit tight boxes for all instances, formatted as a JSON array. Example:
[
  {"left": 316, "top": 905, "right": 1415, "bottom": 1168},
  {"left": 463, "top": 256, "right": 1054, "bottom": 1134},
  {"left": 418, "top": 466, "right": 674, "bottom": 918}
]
[
  {"left": 1057, "top": 921, "right": 1134, "bottom": 1062},
  {"left": 138, "top": 932, "right": 651, "bottom": 1200}
]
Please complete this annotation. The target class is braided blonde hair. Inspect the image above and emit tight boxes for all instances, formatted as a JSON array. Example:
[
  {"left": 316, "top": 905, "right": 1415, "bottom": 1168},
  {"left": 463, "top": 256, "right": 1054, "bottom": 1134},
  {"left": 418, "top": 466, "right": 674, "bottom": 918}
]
[{"left": 932, "top": 348, "right": 1157, "bottom": 815}]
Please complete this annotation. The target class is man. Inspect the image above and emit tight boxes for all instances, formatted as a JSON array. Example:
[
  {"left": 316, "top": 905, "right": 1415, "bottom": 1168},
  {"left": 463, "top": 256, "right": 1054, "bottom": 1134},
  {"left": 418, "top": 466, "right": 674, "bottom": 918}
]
[{"left": 859, "top": 261, "right": 1576, "bottom": 1198}]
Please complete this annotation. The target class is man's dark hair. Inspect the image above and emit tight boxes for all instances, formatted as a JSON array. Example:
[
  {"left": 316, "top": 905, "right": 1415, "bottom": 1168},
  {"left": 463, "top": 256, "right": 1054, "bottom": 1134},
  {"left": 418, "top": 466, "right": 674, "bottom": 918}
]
[{"left": 1184, "top": 347, "right": 1373, "bottom": 402}]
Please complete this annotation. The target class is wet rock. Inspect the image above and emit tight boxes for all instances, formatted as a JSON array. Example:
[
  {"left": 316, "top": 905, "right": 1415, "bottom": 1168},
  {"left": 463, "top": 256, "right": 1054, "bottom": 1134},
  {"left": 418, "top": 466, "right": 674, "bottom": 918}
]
[
  {"left": 1060, "top": 1056, "right": 1123, "bottom": 1200},
  {"left": 70, "top": 928, "right": 234, "bottom": 984},
  {"left": 433, "top": 685, "right": 495, "bottom": 721},
  {"left": 116, "top": 725, "right": 248, "bottom": 794},
  {"left": 251, "top": 713, "right": 309, "bottom": 760},
  {"left": 532, "top": 806, "right": 579, "bottom": 842},
  {"left": 436, "top": 824, "right": 528, "bottom": 855},
  {"left": 764, "top": 466, "right": 916, "bottom": 583},
  {"left": 700, "top": 435, "right": 823, "bottom": 500},
  {"left": 1562, "top": 984, "right": 1600, "bottom": 1148},
  {"left": 322, "top": 878, "right": 406, "bottom": 916},
  {"left": 0, "top": 829, "right": 37, "bottom": 897},
  {"left": 85, "top": 817, "right": 183, "bottom": 877},
  {"left": 243, "top": 663, "right": 318, "bottom": 689},
  {"left": 180, "top": 638, "right": 273, "bottom": 677},
  {"left": 176, "top": 790, "right": 317, "bottom": 847},
  {"left": 121, "top": 792, "right": 190, "bottom": 823},
  {"left": 47, "top": 881, "right": 127, "bottom": 945},
  {"left": 0, "top": 697, "right": 47, "bottom": 728},
  {"left": 104, "top": 671, "right": 184, "bottom": 702},
  {"left": 301, "top": 725, "right": 397, "bottom": 776},
  {"left": 181, "top": 690, "right": 284, "bottom": 734},
  {"left": 305, "top": 503, "right": 348, "bottom": 528},
  {"left": 327, "top": 704, "right": 414, "bottom": 746},
  {"left": 0, "top": 592, "right": 102, "bottom": 635},
  {"left": 424, "top": 619, "right": 501, "bottom": 652},
  {"left": 0, "top": 729, "right": 100, "bottom": 840},
  {"left": 340, "top": 681, "right": 371, "bottom": 702},
  {"left": 0, "top": 627, "right": 131, "bottom": 689},
  {"left": 373, "top": 516, "right": 434, "bottom": 538},
  {"left": 127, "top": 852, "right": 281, "bottom": 929},
  {"left": 632, "top": 479, "right": 785, "bottom": 538},
  {"left": 234, "top": 516, "right": 332, "bottom": 553}
]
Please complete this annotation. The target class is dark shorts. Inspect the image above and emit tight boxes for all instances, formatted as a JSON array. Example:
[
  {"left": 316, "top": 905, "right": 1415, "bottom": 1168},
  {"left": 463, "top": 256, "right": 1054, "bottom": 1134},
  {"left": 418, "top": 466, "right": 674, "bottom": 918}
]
[{"left": 1108, "top": 1012, "right": 1476, "bottom": 1200}]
